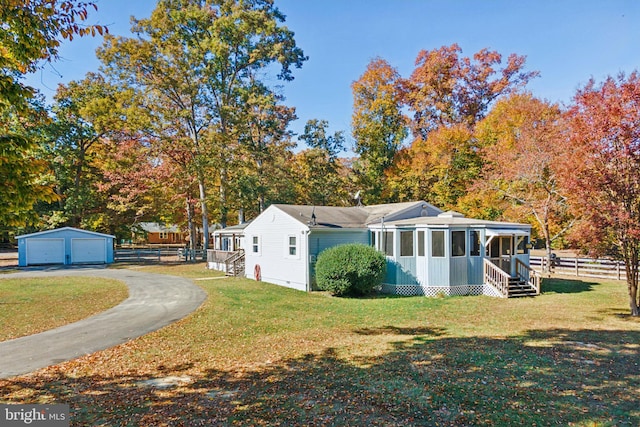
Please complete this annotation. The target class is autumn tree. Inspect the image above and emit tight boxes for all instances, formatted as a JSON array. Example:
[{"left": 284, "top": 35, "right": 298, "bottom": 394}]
[
  {"left": 351, "top": 58, "right": 407, "bottom": 204},
  {"left": 231, "top": 87, "right": 298, "bottom": 220},
  {"left": 96, "top": 138, "right": 167, "bottom": 238},
  {"left": 97, "top": 0, "right": 306, "bottom": 248},
  {"left": 0, "top": 0, "right": 105, "bottom": 228},
  {"left": 564, "top": 72, "right": 640, "bottom": 316},
  {"left": 382, "top": 44, "right": 537, "bottom": 208},
  {"left": 37, "top": 74, "right": 119, "bottom": 228},
  {"left": 294, "top": 119, "right": 348, "bottom": 206},
  {"left": 402, "top": 44, "right": 538, "bottom": 138},
  {"left": 385, "top": 124, "right": 479, "bottom": 208},
  {"left": 475, "top": 93, "right": 570, "bottom": 270}
]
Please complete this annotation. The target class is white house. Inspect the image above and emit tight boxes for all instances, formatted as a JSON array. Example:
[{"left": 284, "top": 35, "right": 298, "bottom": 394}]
[
  {"left": 210, "top": 202, "right": 540, "bottom": 298},
  {"left": 242, "top": 202, "right": 441, "bottom": 291}
]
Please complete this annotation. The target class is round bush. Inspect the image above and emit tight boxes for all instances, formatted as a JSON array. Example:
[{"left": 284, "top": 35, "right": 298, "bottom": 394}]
[{"left": 315, "top": 243, "right": 387, "bottom": 297}]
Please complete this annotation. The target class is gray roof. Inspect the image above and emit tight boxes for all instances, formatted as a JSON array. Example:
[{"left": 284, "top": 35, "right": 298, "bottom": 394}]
[
  {"left": 136, "top": 222, "right": 182, "bottom": 233},
  {"left": 273, "top": 201, "right": 439, "bottom": 229},
  {"left": 381, "top": 211, "right": 530, "bottom": 228},
  {"left": 213, "top": 221, "right": 252, "bottom": 235}
]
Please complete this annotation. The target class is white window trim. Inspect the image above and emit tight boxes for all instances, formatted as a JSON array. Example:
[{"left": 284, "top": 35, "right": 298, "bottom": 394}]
[
  {"left": 285, "top": 234, "right": 299, "bottom": 259},
  {"left": 251, "top": 235, "right": 261, "bottom": 256}
]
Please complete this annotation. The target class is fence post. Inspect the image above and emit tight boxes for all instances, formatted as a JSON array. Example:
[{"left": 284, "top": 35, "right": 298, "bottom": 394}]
[
  {"left": 617, "top": 261, "right": 621, "bottom": 281},
  {"left": 575, "top": 258, "right": 579, "bottom": 277}
]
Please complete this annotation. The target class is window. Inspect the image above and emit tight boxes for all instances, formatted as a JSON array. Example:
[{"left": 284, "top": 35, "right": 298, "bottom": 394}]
[
  {"left": 417, "top": 230, "right": 425, "bottom": 256},
  {"left": 371, "top": 231, "right": 376, "bottom": 248},
  {"left": 517, "top": 236, "right": 529, "bottom": 254},
  {"left": 400, "top": 231, "right": 414, "bottom": 257},
  {"left": 252, "top": 236, "right": 260, "bottom": 253},
  {"left": 452, "top": 231, "right": 466, "bottom": 257},
  {"left": 383, "top": 231, "right": 394, "bottom": 256},
  {"left": 470, "top": 230, "right": 481, "bottom": 257},
  {"left": 159, "top": 232, "right": 168, "bottom": 239},
  {"left": 432, "top": 230, "right": 445, "bottom": 257},
  {"left": 288, "top": 235, "right": 297, "bottom": 256}
]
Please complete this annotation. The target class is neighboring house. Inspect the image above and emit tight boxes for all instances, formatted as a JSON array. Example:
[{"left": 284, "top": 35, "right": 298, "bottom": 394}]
[
  {"left": 17, "top": 227, "right": 115, "bottom": 267},
  {"left": 135, "top": 223, "right": 186, "bottom": 245},
  {"left": 209, "top": 202, "right": 540, "bottom": 298}
]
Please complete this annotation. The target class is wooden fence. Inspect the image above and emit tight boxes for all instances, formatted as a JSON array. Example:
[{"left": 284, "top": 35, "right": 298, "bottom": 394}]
[
  {"left": 530, "top": 256, "right": 626, "bottom": 280},
  {"left": 114, "top": 248, "right": 205, "bottom": 263}
]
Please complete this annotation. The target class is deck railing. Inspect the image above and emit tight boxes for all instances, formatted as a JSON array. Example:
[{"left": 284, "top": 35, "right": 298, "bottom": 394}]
[
  {"left": 516, "top": 258, "right": 541, "bottom": 295},
  {"left": 224, "top": 250, "right": 245, "bottom": 277},
  {"left": 207, "top": 249, "right": 235, "bottom": 263},
  {"left": 484, "top": 258, "right": 510, "bottom": 297}
]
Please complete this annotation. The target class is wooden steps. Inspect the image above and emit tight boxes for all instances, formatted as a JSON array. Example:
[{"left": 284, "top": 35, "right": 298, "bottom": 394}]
[
  {"left": 508, "top": 277, "right": 538, "bottom": 298},
  {"left": 225, "top": 251, "right": 245, "bottom": 277}
]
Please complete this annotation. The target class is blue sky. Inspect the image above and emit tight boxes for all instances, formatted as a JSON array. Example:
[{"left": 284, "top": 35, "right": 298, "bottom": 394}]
[{"left": 26, "top": 0, "right": 640, "bottom": 151}]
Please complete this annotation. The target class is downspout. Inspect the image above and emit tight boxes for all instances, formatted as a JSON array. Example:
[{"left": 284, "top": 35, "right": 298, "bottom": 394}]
[{"left": 304, "top": 229, "right": 311, "bottom": 292}]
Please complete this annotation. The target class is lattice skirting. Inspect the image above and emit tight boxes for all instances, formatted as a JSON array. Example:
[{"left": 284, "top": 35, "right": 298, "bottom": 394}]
[
  {"left": 207, "top": 261, "right": 228, "bottom": 273},
  {"left": 381, "top": 283, "right": 504, "bottom": 298}
]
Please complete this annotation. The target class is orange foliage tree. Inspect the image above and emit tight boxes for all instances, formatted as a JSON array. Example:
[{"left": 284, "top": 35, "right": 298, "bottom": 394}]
[
  {"left": 563, "top": 72, "right": 640, "bottom": 316},
  {"left": 475, "top": 93, "right": 570, "bottom": 269},
  {"left": 383, "top": 45, "right": 538, "bottom": 209},
  {"left": 351, "top": 58, "right": 407, "bottom": 204}
]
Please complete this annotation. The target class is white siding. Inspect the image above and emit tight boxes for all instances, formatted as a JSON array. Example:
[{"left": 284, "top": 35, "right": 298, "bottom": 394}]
[{"left": 244, "top": 206, "right": 309, "bottom": 291}]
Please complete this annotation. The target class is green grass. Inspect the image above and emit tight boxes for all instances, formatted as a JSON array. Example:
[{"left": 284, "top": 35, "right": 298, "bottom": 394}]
[
  {"left": 1, "top": 264, "right": 638, "bottom": 426},
  {"left": 0, "top": 277, "right": 128, "bottom": 341}
]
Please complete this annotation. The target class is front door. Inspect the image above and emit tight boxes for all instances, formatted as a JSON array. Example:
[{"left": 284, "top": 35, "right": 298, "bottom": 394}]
[{"left": 489, "top": 236, "right": 512, "bottom": 275}]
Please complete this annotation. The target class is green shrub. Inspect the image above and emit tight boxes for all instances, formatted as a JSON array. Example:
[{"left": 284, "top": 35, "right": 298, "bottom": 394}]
[{"left": 315, "top": 243, "right": 387, "bottom": 297}]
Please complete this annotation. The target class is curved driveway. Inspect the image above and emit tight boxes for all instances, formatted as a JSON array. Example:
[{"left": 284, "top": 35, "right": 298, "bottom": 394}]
[{"left": 0, "top": 267, "right": 207, "bottom": 379}]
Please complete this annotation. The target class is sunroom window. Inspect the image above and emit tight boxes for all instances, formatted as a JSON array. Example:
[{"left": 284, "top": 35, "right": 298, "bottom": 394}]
[{"left": 400, "top": 230, "right": 414, "bottom": 257}]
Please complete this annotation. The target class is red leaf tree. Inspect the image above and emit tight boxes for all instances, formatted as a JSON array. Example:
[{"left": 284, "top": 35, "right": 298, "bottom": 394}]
[{"left": 564, "top": 72, "right": 640, "bottom": 316}]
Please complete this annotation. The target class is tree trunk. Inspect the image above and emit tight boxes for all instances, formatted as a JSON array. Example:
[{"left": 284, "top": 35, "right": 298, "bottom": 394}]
[
  {"left": 219, "top": 167, "right": 228, "bottom": 228},
  {"left": 186, "top": 197, "right": 196, "bottom": 262},
  {"left": 623, "top": 241, "right": 639, "bottom": 316},
  {"left": 198, "top": 178, "right": 209, "bottom": 252},
  {"left": 543, "top": 221, "right": 552, "bottom": 274}
]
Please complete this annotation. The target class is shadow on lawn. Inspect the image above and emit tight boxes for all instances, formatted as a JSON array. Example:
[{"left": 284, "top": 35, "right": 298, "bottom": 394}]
[
  {"left": 542, "top": 277, "right": 595, "bottom": 294},
  {"left": 1, "top": 328, "right": 638, "bottom": 426}
]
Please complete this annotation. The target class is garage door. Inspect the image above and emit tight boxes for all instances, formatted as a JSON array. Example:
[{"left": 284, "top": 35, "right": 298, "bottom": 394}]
[
  {"left": 26, "top": 238, "right": 65, "bottom": 265},
  {"left": 71, "top": 238, "right": 106, "bottom": 264}
]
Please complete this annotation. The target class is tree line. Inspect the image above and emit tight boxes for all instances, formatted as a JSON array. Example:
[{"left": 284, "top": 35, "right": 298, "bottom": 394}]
[{"left": 2, "top": 0, "right": 639, "bottom": 315}]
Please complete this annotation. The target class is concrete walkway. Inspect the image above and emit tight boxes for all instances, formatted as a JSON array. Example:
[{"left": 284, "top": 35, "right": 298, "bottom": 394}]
[{"left": 0, "top": 267, "right": 207, "bottom": 379}]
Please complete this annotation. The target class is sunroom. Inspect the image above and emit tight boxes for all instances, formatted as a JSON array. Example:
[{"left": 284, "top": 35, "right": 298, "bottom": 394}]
[{"left": 368, "top": 211, "right": 540, "bottom": 297}]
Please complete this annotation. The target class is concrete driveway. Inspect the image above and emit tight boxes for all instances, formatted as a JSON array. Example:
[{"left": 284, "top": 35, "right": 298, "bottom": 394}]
[{"left": 0, "top": 267, "right": 207, "bottom": 379}]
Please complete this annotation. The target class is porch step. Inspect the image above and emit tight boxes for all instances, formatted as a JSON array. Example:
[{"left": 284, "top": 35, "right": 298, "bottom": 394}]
[{"left": 508, "top": 278, "right": 537, "bottom": 298}]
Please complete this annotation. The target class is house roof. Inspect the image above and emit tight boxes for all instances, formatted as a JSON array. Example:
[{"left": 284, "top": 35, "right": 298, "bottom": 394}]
[
  {"left": 213, "top": 221, "right": 252, "bottom": 235},
  {"left": 272, "top": 201, "right": 439, "bottom": 229},
  {"left": 136, "top": 222, "right": 182, "bottom": 233},
  {"left": 380, "top": 211, "right": 530, "bottom": 229},
  {"left": 17, "top": 227, "right": 115, "bottom": 239}
]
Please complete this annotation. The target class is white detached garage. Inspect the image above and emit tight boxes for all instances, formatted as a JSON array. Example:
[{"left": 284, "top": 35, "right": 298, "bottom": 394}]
[{"left": 17, "top": 227, "right": 115, "bottom": 267}]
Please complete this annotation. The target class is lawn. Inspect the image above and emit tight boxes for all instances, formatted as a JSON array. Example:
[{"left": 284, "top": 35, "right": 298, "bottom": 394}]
[
  {"left": 0, "top": 276, "right": 128, "bottom": 341},
  {"left": 1, "top": 264, "right": 638, "bottom": 426}
]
